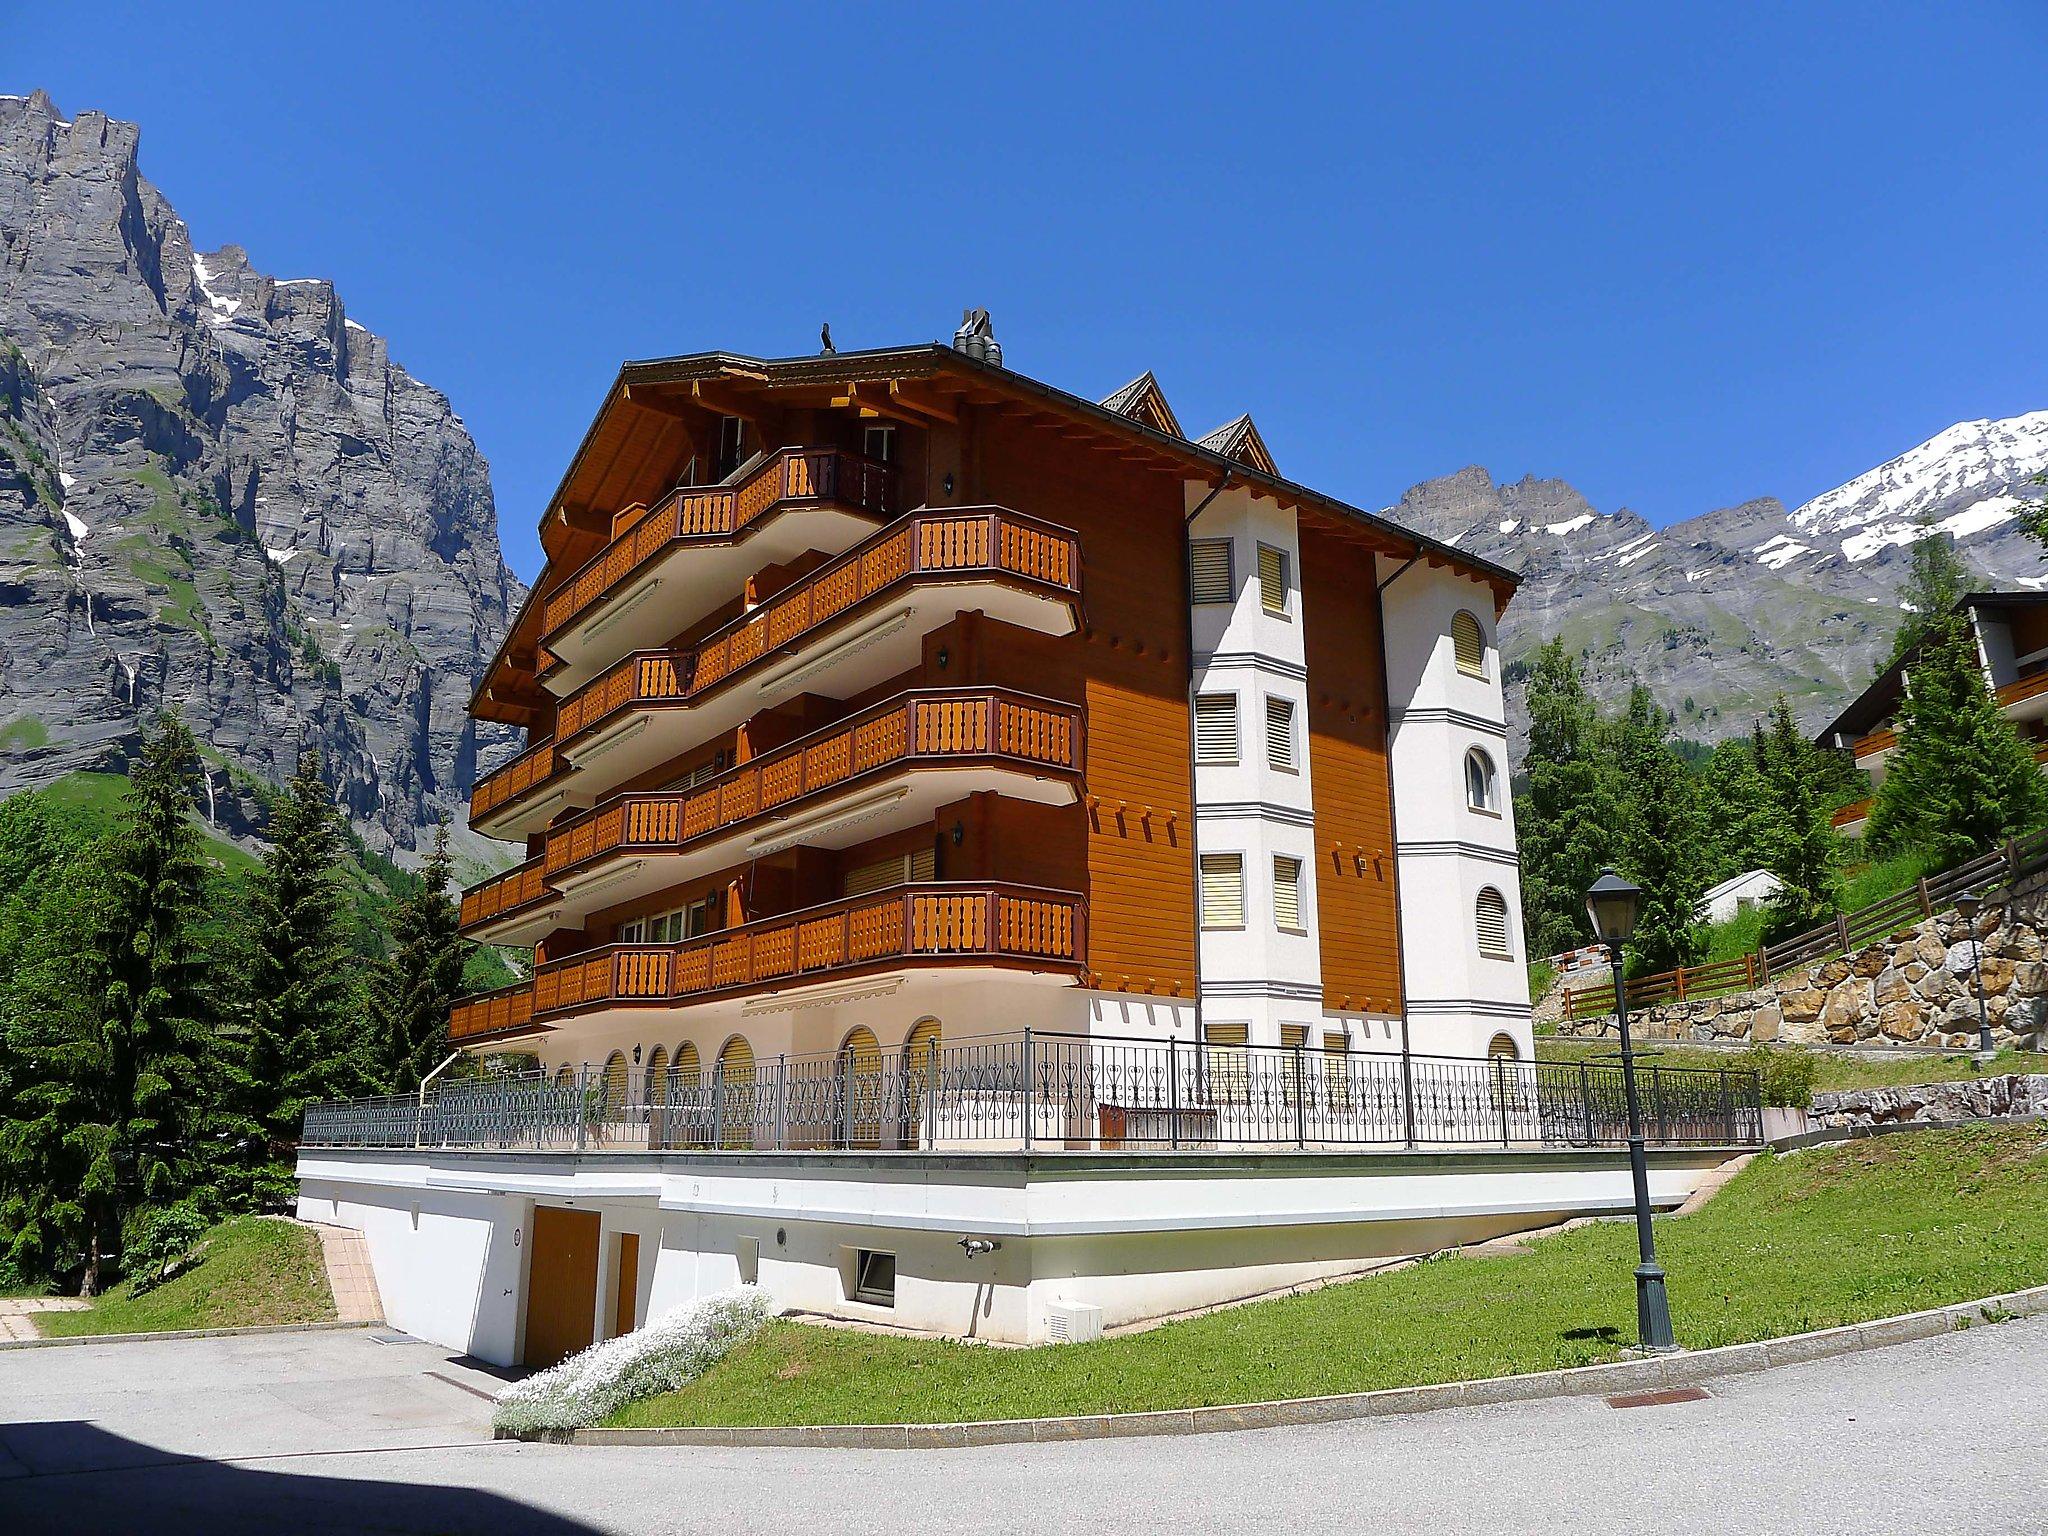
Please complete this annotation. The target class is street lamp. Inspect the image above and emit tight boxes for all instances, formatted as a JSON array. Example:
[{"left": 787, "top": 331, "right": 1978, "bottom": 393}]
[
  {"left": 1585, "top": 867, "right": 1678, "bottom": 1354},
  {"left": 1953, "top": 891, "right": 1996, "bottom": 1065}
]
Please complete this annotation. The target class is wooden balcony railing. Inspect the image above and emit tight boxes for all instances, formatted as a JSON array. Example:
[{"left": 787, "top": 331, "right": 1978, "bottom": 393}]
[
  {"left": 541, "top": 446, "right": 896, "bottom": 644},
  {"left": 1850, "top": 727, "right": 1897, "bottom": 760},
  {"left": 445, "top": 883, "right": 1084, "bottom": 1030},
  {"left": 1830, "top": 796, "right": 1874, "bottom": 830},
  {"left": 538, "top": 689, "right": 1080, "bottom": 885},
  {"left": 458, "top": 856, "right": 553, "bottom": 930},
  {"left": 449, "top": 979, "right": 538, "bottom": 1043},
  {"left": 1996, "top": 670, "right": 2048, "bottom": 709},
  {"left": 468, "top": 508, "right": 1081, "bottom": 826}
]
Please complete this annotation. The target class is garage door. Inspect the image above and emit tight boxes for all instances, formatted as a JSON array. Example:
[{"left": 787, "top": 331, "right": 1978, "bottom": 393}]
[{"left": 523, "top": 1206, "right": 601, "bottom": 1369}]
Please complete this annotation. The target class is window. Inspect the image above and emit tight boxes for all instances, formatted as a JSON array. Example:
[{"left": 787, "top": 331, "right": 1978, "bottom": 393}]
[
  {"left": 1200, "top": 853, "right": 1245, "bottom": 928},
  {"left": 1204, "top": 1021, "right": 1249, "bottom": 1102},
  {"left": 716, "top": 414, "right": 746, "bottom": 479},
  {"left": 1258, "top": 543, "right": 1289, "bottom": 617},
  {"left": 844, "top": 846, "right": 937, "bottom": 897},
  {"left": 1189, "top": 539, "right": 1234, "bottom": 604},
  {"left": 1487, "top": 1032, "right": 1520, "bottom": 1061},
  {"left": 1273, "top": 855, "right": 1304, "bottom": 931},
  {"left": 1265, "top": 697, "right": 1296, "bottom": 772},
  {"left": 863, "top": 424, "right": 896, "bottom": 463},
  {"left": 1323, "top": 1030, "right": 1351, "bottom": 1104},
  {"left": 621, "top": 895, "right": 720, "bottom": 946},
  {"left": 1452, "top": 610, "right": 1487, "bottom": 678},
  {"left": 1465, "top": 748, "right": 1499, "bottom": 813},
  {"left": 852, "top": 1248, "right": 897, "bottom": 1307},
  {"left": 1476, "top": 887, "right": 1513, "bottom": 959},
  {"left": 1194, "top": 694, "right": 1240, "bottom": 765},
  {"left": 644, "top": 1045, "right": 669, "bottom": 1104},
  {"left": 601, "top": 1051, "right": 629, "bottom": 1113}
]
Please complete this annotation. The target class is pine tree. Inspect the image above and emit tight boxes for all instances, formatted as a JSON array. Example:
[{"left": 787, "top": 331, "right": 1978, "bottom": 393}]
[
  {"left": 1884, "top": 533, "right": 1971, "bottom": 668},
  {"left": 1866, "top": 601, "right": 2048, "bottom": 862},
  {"left": 375, "top": 822, "right": 467, "bottom": 1090},
  {"left": 1514, "top": 639, "right": 1619, "bottom": 957},
  {"left": 1756, "top": 696, "right": 1842, "bottom": 933},
  {"left": 1611, "top": 685, "right": 1706, "bottom": 974},
  {"left": 0, "top": 715, "right": 215, "bottom": 1292},
  {"left": 1697, "top": 728, "right": 1774, "bottom": 886},
  {"left": 239, "top": 751, "right": 367, "bottom": 1196}
]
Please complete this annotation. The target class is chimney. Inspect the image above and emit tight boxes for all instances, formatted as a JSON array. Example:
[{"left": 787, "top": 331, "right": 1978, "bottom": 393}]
[{"left": 952, "top": 308, "right": 1002, "bottom": 367}]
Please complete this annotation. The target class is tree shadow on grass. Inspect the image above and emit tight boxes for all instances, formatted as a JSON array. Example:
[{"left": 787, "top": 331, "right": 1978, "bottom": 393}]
[
  {"left": 1559, "top": 1325, "right": 1625, "bottom": 1344},
  {"left": 0, "top": 1422, "right": 602, "bottom": 1536}
]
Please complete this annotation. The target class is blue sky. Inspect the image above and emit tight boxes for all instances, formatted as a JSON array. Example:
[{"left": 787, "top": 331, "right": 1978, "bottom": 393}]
[{"left": 11, "top": 2, "right": 2046, "bottom": 582}]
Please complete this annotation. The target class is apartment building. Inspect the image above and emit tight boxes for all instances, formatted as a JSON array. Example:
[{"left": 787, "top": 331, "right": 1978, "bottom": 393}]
[{"left": 297, "top": 325, "right": 1758, "bottom": 1359}]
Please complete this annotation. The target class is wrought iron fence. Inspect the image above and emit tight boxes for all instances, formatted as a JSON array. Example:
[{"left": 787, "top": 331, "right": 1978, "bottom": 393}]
[{"left": 302, "top": 1033, "right": 1762, "bottom": 1154}]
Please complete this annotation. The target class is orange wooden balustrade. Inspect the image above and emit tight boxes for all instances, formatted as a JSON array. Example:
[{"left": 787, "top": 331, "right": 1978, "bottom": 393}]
[
  {"left": 448, "top": 883, "right": 1085, "bottom": 1030},
  {"left": 458, "top": 856, "right": 551, "bottom": 929},
  {"left": 1850, "top": 727, "right": 1898, "bottom": 760},
  {"left": 1830, "top": 796, "right": 1873, "bottom": 830},
  {"left": 468, "top": 509, "right": 1081, "bottom": 824},
  {"left": 1996, "top": 670, "right": 2048, "bottom": 709},
  {"left": 540, "top": 447, "right": 895, "bottom": 643},
  {"left": 535, "top": 690, "right": 1081, "bottom": 885},
  {"left": 449, "top": 980, "right": 537, "bottom": 1043}
]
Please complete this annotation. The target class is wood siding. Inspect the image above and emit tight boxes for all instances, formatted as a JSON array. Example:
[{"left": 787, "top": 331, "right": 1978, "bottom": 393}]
[
  {"left": 1299, "top": 535, "right": 1404, "bottom": 1014},
  {"left": 523, "top": 1206, "right": 601, "bottom": 1369}
]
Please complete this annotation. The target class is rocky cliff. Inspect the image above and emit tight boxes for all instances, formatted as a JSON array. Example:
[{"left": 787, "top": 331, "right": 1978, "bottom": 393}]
[
  {"left": 1394, "top": 412, "right": 2048, "bottom": 751},
  {"left": 0, "top": 92, "right": 523, "bottom": 859}
]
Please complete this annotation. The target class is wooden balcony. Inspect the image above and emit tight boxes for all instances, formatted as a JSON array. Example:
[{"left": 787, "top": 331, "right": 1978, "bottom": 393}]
[
  {"left": 1830, "top": 796, "right": 1873, "bottom": 834},
  {"left": 458, "top": 855, "right": 556, "bottom": 934},
  {"left": 1996, "top": 670, "right": 2048, "bottom": 712},
  {"left": 536, "top": 882, "right": 1084, "bottom": 1016},
  {"left": 468, "top": 509, "right": 1082, "bottom": 838},
  {"left": 1850, "top": 727, "right": 1897, "bottom": 761},
  {"left": 448, "top": 883, "right": 1085, "bottom": 1036},
  {"left": 449, "top": 979, "right": 539, "bottom": 1044},
  {"left": 542, "top": 446, "right": 895, "bottom": 651}
]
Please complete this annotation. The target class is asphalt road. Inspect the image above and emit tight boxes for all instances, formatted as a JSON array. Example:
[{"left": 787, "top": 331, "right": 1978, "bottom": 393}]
[{"left": 2, "top": 1316, "right": 2043, "bottom": 1535}]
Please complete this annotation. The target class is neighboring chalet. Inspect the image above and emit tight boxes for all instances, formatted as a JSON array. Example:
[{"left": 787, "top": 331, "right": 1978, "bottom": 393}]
[
  {"left": 296, "top": 319, "right": 1760, "bottom": 1360},
  {"left": 1821, "top": 591, "right": 2048, "bottom": 837}
]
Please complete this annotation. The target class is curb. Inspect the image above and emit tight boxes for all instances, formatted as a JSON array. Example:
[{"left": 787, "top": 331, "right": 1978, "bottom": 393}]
[
  {"left": 0, "top": 1318, "right": 376, "bottom": 1351},
  {"left": 522, "top": 1283, "right": 2048, "bottom": 1449}
]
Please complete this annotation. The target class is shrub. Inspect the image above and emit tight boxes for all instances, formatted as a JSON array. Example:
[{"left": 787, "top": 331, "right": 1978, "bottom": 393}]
[
  {"left": 1742, "top": 1044, "right": 1820, "bottom": 1109},
  {"left": 128, "top": 1203, "right": 211, "bottom": 1292},
  {"left": 492, "top": 1286, "right": 773, "bottom": 1435}
]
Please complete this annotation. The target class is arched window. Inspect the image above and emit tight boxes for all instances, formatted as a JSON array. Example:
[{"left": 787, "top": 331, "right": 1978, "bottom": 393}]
[
  {"left": 1451, "top": 610, "right": 1487, "bottom": 678},
  {"left": 1464, "top": 747, "right": 1499, "bottom": 813},
  {"left": 1487, "top": 1032, "right": 1520, "bottom": 1061},
  {"left": 1475, "top": 887, "right": 1513, "bottom": 959},
  {"left": 901, "top": 1017, "right": 943, "bottom": 1144},
  {"left": 673, "top": 1041, "right": 701, "bottom": 1086},
  {"left": 601, "top": 1050, "right": 629, "bottom": 1113},
  {"left": 839, "top": 1026, "right": 883, "bottom": 1149},
  {"left": 644, "top": 1044, "right": 669, "bottom": 1104},
  {"left": 553, "top": 1064, "right": 574, "bottom": 1089},
  {"left": 716, "top": 1035, "right": 755, "bottom": 1149}
]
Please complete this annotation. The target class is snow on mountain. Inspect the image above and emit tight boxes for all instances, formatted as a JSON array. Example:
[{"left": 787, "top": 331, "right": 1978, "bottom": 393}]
[{"left": 1790, "top": 410, "right": 2048, "bottom": 562}]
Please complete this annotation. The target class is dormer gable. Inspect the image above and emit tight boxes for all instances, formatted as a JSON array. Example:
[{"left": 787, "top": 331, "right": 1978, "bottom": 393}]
[
  {"left": 1098, "top": 371, "right": 1183, "bottom": 438},
  {"left": 1196, "top": 413, "right": 1278, "bottom": 477}
]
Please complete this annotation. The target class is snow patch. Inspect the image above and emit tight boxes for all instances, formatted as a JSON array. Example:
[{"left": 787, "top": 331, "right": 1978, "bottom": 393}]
[
  {"left": 264, "top": 546, "right": 299, "bottom": 565},
  {"left": 62, "top": 510, "right": 88, "bottom": 541},
  {"left": 191, "top": 252, "right": 241, "bottom": 322},
  {"left": 1938, "top": 494, "right": 2022, "bottom": 541},
  {"left": 1686, "top": 570, "right": 1703, "bottom": 582},
  {"left": 344, "top": 317, "right": 368, "bottom": 332},
  {"left": 1497, "top": 519, "right": 1520, "bottom": 534},
  {"left": 2017, "top": 575, "right": 2048, "bottom": 591},
  {"left": 58, "top": 471, "right": 76, "bottom": 491},
  {"left": 1751, "top": 533, "right": 1812, "bottom": 571},
  {"left": 1543, "top": 513, "right": 1594, "bottom": 536}
]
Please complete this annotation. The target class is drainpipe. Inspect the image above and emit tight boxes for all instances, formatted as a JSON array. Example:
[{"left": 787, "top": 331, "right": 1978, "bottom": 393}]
[{"left": 415, "top": 1049, "right": 464, "bottom": 1148}]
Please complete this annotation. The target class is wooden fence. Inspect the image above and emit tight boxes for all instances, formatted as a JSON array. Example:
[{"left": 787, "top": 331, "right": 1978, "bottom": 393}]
[{"left": 1563, "top": 826, "right": 2048, "bottom": 1021}]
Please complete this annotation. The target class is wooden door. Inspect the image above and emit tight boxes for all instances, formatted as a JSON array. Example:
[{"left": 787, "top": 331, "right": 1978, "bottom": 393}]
[
  {"left": 523, "top": 1206, "right": 601, "bottom": 1368},
  {"left": 612, "top": 1232, "right": 641, "bottom": 1339}
]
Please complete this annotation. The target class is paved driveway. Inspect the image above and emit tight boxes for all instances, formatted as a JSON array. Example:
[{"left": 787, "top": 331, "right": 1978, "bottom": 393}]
[{"left": 2, "top": 1317, "right": 2044, "bottom": 1535}]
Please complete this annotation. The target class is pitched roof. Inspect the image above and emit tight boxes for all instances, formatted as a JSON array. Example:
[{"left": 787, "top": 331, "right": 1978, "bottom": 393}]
[
  {"left": 1195, "top": 413, "right": 1278, "bottom": 477},
  {"left": 1098, "top": 371, "right": 1183, "bottom": 437}
]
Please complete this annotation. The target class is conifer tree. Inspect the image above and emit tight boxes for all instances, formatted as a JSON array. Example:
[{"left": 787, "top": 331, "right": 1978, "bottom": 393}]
[
  {"left": 1, "top": 715, "right": 214, "bottom": 1292},
  {"left": 1697, "top": 727, "right": 1774, "bottom": 885},
  {"left": 1756, "top": 696, "right": 1843, "bottom": 933},
  {"left": 375, "top": 822, "right": 467, "bottom": 1090},
  {"left": 1514, "top": 639, "right": 1619, "bottom": 957},
  {"left": 1611, "top": 685, "right": 1706, "bottom": 973},
  {"left": 1885, "top": 533, "right": 1971, "bottom": 668},
  {"left": 240, "top": 751, "right": 367, "bottom": 1194},
  {"left": 1866, "top": 601, "right": 2048, "bottom": 862}
]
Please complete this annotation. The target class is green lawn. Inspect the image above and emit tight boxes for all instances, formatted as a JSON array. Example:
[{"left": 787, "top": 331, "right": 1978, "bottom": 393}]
[
  {"left": 1536, "top": 1037, "right": 2048, "bottom": 1094},
  {"left": 608, "top": 1124, "right": 2048, "bottom": 1429},
  {"left": 34, "top": 1216, "right": 335, "bottom": 1338}
]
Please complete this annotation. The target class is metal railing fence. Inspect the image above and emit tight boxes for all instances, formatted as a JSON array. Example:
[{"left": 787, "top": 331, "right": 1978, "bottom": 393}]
[{"left": 302, "top": 1032, "right": 1761, "bottom": 1154}]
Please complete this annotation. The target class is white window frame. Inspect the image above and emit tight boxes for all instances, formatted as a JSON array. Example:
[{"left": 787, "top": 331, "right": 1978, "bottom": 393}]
[
  {"left": 1200, "top": 852, "right": 1246, "bottom": 929},
  {"left": 1257, "top": 543, "right": 1290, "bottom": 618},
  {"left": 1265, "top": 696, "right": 1297, "bottom": 773},
  {"left": 1476, "top": 886, "right": 1513, "bottom": 960},
  {"left": 863, "top": 424, "right": 897, "bottom": 464},
  {"left": 1452, "top": 610, "right": 1488, "bottom": 679},
  {"left": 1465, "top": 746, "right": 1500, "bottom": 815},
  {"left": 1194, "top": 693, "right": 1240, "bottom": 766},
  {"left": 1272, "top": 855, "right": 1304, "bottom": 932}
]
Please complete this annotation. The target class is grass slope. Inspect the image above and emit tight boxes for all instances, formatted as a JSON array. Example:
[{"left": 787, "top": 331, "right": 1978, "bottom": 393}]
[
  {"left": 35, "top": 1216, "right": 335, "bottom": 1338},
  {"left": 610, "top": 1125, "right": 2048, "bottom": 1428},
  {"left": 1536, "top": 1038, "right": 2048, "bottom": 1093}
]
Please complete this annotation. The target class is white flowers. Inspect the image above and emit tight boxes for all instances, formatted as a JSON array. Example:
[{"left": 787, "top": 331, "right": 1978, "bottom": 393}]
[{"left": 492, "top": 1285, "right": 773, "bottom": 1435}]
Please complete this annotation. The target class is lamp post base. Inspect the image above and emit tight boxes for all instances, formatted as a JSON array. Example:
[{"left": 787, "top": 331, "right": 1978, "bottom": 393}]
[{"left": 1636, "top": 1262, "right": 1679, "bottom": 1353}]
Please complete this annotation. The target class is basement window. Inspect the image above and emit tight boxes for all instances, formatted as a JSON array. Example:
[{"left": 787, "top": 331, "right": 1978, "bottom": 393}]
[{"left": 853, "top": 1248, "right": 897, "bottom": 1307}]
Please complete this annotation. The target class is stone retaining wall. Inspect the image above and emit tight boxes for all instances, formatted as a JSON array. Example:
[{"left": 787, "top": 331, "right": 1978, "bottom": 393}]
[
  {"left": 1555, "top": 875, "right": 2048, "bottom": 1052},
  {"left": 1811, "top": 1074, "right": 2048, "bottom": 1128}
]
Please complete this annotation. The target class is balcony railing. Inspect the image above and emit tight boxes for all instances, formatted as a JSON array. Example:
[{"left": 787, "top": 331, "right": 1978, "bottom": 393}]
[
  {"left": 448, "top": 979, "right": 536, "bottom": 1043},
  {"left": 468, "top": 508, "right": 1082, "bottom": 826},
  {"left": 303, "top": 1034, "right": 1765, "bottom": 1154},
  {"left": 1850, "top": 727, "right": 1897, "bottom": 760},
  {"left": 1997, "top": 670, "right": 2048, "bottom": 709},
  {"left": 536, "top": 689, "right": 1080, "bottom": 888},
  {"left": 541, "top": 447, "right": 896, "bottom": 644},
  {"left": 459, "top": 856, "right": 553, "bottom": 931}
]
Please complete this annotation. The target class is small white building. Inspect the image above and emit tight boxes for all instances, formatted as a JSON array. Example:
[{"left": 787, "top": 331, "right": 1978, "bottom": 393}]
[{"left": 1695, "top": 868, "right": 1781, "bottom": 926}]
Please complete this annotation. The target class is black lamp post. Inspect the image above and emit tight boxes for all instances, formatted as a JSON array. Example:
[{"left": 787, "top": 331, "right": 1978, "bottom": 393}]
[
  {"left": 1586, "top": 867, "right": 1678, "bottom": 1354},
  {"left": 1953, "top": 891, "right": 1996, "bottom": 1065}
]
